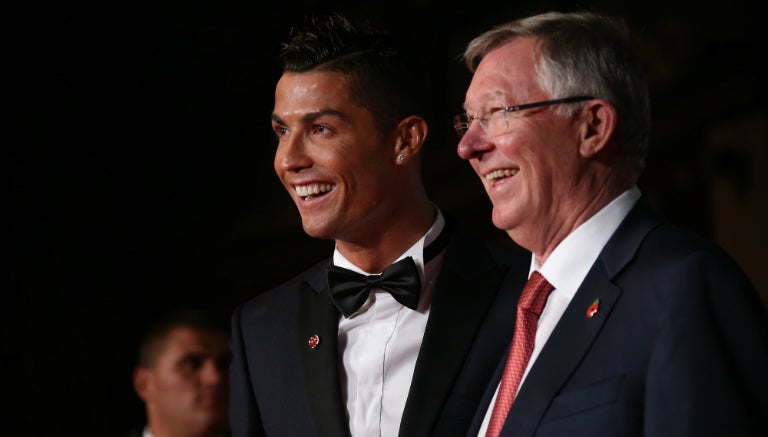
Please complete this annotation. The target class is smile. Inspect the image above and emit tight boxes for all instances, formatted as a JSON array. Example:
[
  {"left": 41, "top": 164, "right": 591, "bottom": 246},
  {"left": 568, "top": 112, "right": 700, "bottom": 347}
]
[
  {"left": 294, "top": 183, "right": 335, "bottom": 200},
  {"left": 485, "top": 169, "right": 518, "bottom": 182}
]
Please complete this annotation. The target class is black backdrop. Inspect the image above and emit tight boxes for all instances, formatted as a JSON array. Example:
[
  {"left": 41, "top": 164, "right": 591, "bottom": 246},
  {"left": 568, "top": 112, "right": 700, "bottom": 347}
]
[{"left": 9, "top": 1, "right": 766, "bottom": 435}]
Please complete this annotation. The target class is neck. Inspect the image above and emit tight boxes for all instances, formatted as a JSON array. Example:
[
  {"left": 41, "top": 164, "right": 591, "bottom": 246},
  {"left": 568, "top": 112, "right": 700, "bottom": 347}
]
[
  {"left": 336, "top": 201, "right": 436, "bottom": 273},
  {"left": 525, "top": 179, "right": 632, "bottom": 266}
]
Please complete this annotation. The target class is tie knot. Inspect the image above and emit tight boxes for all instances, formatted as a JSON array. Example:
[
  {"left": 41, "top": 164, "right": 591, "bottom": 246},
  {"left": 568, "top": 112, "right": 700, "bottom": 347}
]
[
  {"left": 327, "top": 257, "right": 422, "bottom": 318},
  {"left": 519, "top": 271, "right": 554, "bottom": 316},
  {"left": 325, "top": 225, "right": 451, "bottom": 318}
]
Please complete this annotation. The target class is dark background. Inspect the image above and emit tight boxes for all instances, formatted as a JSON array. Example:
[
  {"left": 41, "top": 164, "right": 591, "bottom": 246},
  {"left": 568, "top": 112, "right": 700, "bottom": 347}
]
[{"left": 8, "top": 0, "right": 766, "bottom": 435}]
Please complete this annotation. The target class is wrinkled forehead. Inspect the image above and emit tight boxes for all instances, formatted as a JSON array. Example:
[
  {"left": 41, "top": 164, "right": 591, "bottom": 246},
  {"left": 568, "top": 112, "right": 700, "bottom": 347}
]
[{"left": 465, "top": 38, "right": 545, "bottom": 109}]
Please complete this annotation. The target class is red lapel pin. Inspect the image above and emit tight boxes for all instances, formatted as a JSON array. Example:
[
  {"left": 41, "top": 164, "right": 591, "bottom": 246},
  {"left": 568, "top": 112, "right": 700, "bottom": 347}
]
[
  {"left": 308, "top": 334, "right": 320, "bottom": 349},
  {"left": 586, "top": 298, "right": 600, "bottom": 318}
]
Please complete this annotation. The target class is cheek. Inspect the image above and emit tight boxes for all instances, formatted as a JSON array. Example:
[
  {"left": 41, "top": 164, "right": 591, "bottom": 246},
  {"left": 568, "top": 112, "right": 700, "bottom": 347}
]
[
  {"left": 496, "top": 129, "right": 530, "bottom": 157},
  {"left": 155, "top": 368, "right": 196, "bottom": 391},
  {"left": 341, "top": 149, "right": 385, "bottom": 182},
  {"left": 501, "top": 125, "right": 562, "bottom": 174}
]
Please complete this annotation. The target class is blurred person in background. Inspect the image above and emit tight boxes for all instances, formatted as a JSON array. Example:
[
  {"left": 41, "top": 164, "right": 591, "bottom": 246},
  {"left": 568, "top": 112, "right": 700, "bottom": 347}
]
[{"left": 130, "top": 309, "right": 231, "bottom": 437}]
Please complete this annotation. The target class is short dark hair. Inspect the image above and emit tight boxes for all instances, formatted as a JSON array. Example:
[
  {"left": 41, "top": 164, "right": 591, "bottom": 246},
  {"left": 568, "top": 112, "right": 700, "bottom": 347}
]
[
  {"left": 136, "top": 308, "right": 228, "bottom": 368},
  {"left": 279, "top": 12, "right": 432, "bottom": 135}
]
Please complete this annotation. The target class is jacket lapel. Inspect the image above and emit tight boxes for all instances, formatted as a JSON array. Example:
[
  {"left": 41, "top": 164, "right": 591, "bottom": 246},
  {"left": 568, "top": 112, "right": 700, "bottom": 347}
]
[
  {"left": 298, "top": 263, "right": 351, "bottom": 437},
  {"left": 400, "top": 226, "right": 511, "bottom": 437},
  {"left": 503, "top": 268, "right": 621, "bottom": 436},
  {"left": 501, "top": 198, "right": 661, "bottom": 436}
]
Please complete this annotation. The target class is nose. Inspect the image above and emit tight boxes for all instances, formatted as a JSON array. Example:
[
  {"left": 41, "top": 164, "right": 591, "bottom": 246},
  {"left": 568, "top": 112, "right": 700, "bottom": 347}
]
[
  {"left": 200, "top": 360, "right": 227, "bottom": 386},
  {"left": 456, "top": 126, "right": 492, "bottom": 161},
  {"left": 274, "top": 132, "right": 311, "bottom": 173}
]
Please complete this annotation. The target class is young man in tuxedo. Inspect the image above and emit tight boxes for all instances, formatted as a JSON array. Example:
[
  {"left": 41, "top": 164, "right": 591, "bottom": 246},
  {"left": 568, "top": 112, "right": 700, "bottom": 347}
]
[{"left": 228, "top": 12, "right": 529, "bottom": 437}]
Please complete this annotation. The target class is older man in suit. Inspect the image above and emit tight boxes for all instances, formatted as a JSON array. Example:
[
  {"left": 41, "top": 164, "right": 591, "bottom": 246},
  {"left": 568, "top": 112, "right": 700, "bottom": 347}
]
[{"left": 455, "top": 10, "right": 768, "bottom": 437}]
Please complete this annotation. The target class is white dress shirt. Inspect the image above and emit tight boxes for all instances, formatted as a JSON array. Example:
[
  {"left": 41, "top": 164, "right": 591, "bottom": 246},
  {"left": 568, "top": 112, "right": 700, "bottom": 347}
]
[
  {"left": 334, "top": 210, "right": 446, "bottom": 437},
  {"left": 477, "top": 187, "right": 641, "bottom": 436}
]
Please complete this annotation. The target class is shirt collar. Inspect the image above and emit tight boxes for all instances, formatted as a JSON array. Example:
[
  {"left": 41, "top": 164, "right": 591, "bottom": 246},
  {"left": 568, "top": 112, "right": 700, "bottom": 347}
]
[
  {"left": 533, "top": 187, "right": 641, "bottom": 298},
  {"left": 332, "top": 207, "right": 446, "bottom": 276}
]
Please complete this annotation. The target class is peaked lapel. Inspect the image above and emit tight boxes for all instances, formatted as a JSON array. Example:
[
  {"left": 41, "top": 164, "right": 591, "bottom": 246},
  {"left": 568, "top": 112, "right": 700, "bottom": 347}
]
[
  {"left": 400, "top": 225, "right": 511, "bottom": 437},
  {"left": 502, "top": 267, "right": 621, "bottom": 436},
  {"left": 500, "top": 198, "right": 661, "bottom": 436},
  {"left": 298, "top": 262, "right": 351, "bottom": 437}
]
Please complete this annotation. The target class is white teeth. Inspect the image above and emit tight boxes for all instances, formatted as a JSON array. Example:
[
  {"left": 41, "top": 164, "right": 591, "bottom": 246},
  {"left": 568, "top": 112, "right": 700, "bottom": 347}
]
[
  {"left": 295, "top": 183, "right": 335, "bottom": 198},
  {"left": 485, "top": 169, "right": 518, "bottom": 182}
]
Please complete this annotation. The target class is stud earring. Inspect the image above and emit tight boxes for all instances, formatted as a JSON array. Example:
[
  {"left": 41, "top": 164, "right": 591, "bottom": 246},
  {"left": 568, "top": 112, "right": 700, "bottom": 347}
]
[{"left": 398, "top": 154, "right": 406, "bottom": 162}]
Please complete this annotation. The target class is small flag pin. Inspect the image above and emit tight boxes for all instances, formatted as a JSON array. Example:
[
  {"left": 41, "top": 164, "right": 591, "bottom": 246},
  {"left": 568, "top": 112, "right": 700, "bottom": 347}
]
[
  {"left": 586, "top": 298, "right": 600, "bottom": 318},
  {"left": 308, "top": 334, "right": 320, "bottom": 349}
]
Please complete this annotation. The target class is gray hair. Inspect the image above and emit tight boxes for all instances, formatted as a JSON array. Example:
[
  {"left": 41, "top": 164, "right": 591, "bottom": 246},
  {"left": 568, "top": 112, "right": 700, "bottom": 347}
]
[{"left": 463, "top": 11, "right": 651, "bottom": 173}]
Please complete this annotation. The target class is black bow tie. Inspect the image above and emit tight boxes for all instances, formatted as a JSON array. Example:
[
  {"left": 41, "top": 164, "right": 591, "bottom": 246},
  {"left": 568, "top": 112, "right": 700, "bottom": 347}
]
[
  {"left": 326, "top": 225, "right": 451, "bottom": 318},
  {"left": 327, "top": 257, "right": 421, "bottom": 318}
]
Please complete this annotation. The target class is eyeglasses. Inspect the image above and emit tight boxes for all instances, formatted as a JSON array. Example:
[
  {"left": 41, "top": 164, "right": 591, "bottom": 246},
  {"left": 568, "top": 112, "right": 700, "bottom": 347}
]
[{"left": 453, "top": 96, "right": 594, "bottom": 139}]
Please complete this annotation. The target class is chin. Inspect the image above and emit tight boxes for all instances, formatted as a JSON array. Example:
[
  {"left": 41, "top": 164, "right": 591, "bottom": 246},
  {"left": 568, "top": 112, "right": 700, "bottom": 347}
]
[
  {"left": 491, "top": 207, "right": 519, "bottom": 233},
  {"left": 302, "top": 223, "right": 338, "bottom": 242}
]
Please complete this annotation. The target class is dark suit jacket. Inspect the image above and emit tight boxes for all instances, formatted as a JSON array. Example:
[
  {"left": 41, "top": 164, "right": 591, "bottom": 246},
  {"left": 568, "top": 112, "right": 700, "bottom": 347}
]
[
  {"left": 229, "top": 217, "right": 530, "bottom": 437},
  {"left": 468, "top": 198, "right": 768, "bottom": 437}
]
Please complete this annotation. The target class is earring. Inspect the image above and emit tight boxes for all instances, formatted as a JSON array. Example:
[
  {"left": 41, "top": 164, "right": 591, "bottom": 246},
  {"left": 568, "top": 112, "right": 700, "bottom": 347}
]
[{"left": 398, "top": 154, "right": 406, "bottom": 162}]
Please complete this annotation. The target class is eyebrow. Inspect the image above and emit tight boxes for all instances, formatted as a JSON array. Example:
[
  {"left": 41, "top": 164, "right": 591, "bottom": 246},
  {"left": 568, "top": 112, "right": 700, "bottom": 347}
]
[
  {"left": 271, "top": 109, "right": 351, "bottom": 125},
  {"left": 463, "top": 91, "right": 513, "bottom": 112}
]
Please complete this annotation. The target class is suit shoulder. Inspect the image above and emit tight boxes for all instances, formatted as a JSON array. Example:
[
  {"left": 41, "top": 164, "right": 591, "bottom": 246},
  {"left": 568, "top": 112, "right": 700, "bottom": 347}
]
[
  {"left": 642, "top": 221, "right": 745, "bottom": 271},
  {"left": 610, "top": 199, "right": 749, "bottom": 281},
  {"left": 236, "top": 256, "right": 331, "bottom": 312},
  {"left": 619, "top": 220, "right": 761, "bottom": 312}
]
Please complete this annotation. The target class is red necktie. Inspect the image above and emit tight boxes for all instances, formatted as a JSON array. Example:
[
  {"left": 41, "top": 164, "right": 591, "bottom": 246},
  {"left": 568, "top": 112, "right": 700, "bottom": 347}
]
[{"left": 485, "top": 271, "right": 554, "bottom": 437}]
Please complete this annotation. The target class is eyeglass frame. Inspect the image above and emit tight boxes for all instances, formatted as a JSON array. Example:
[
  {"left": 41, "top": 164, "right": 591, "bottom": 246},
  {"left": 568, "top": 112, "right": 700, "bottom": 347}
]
[{"left": 453, "top": 96, "right": 595, "bottom": 139}]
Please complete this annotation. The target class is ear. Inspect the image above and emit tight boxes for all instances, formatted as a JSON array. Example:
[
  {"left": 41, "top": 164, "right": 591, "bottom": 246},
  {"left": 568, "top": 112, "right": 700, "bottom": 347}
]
[
  {"left": 133, "top": 367, "right": 152, "bottom": 402},
  {"left": 578, "top": 99, "right": 616, "bottom": 158},
  {"left": 393, "top": 115, "right": 428, "bottom": 164}
]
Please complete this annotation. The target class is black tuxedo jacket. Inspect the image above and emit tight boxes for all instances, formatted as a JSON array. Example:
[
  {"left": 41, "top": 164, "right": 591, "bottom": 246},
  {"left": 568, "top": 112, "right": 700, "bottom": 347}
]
[
  {"left": 468, "top": 198, "right": 768, "bottom": 437},
  {"left": 229, "top": 217, "right": 530, "bottom": 436}
]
